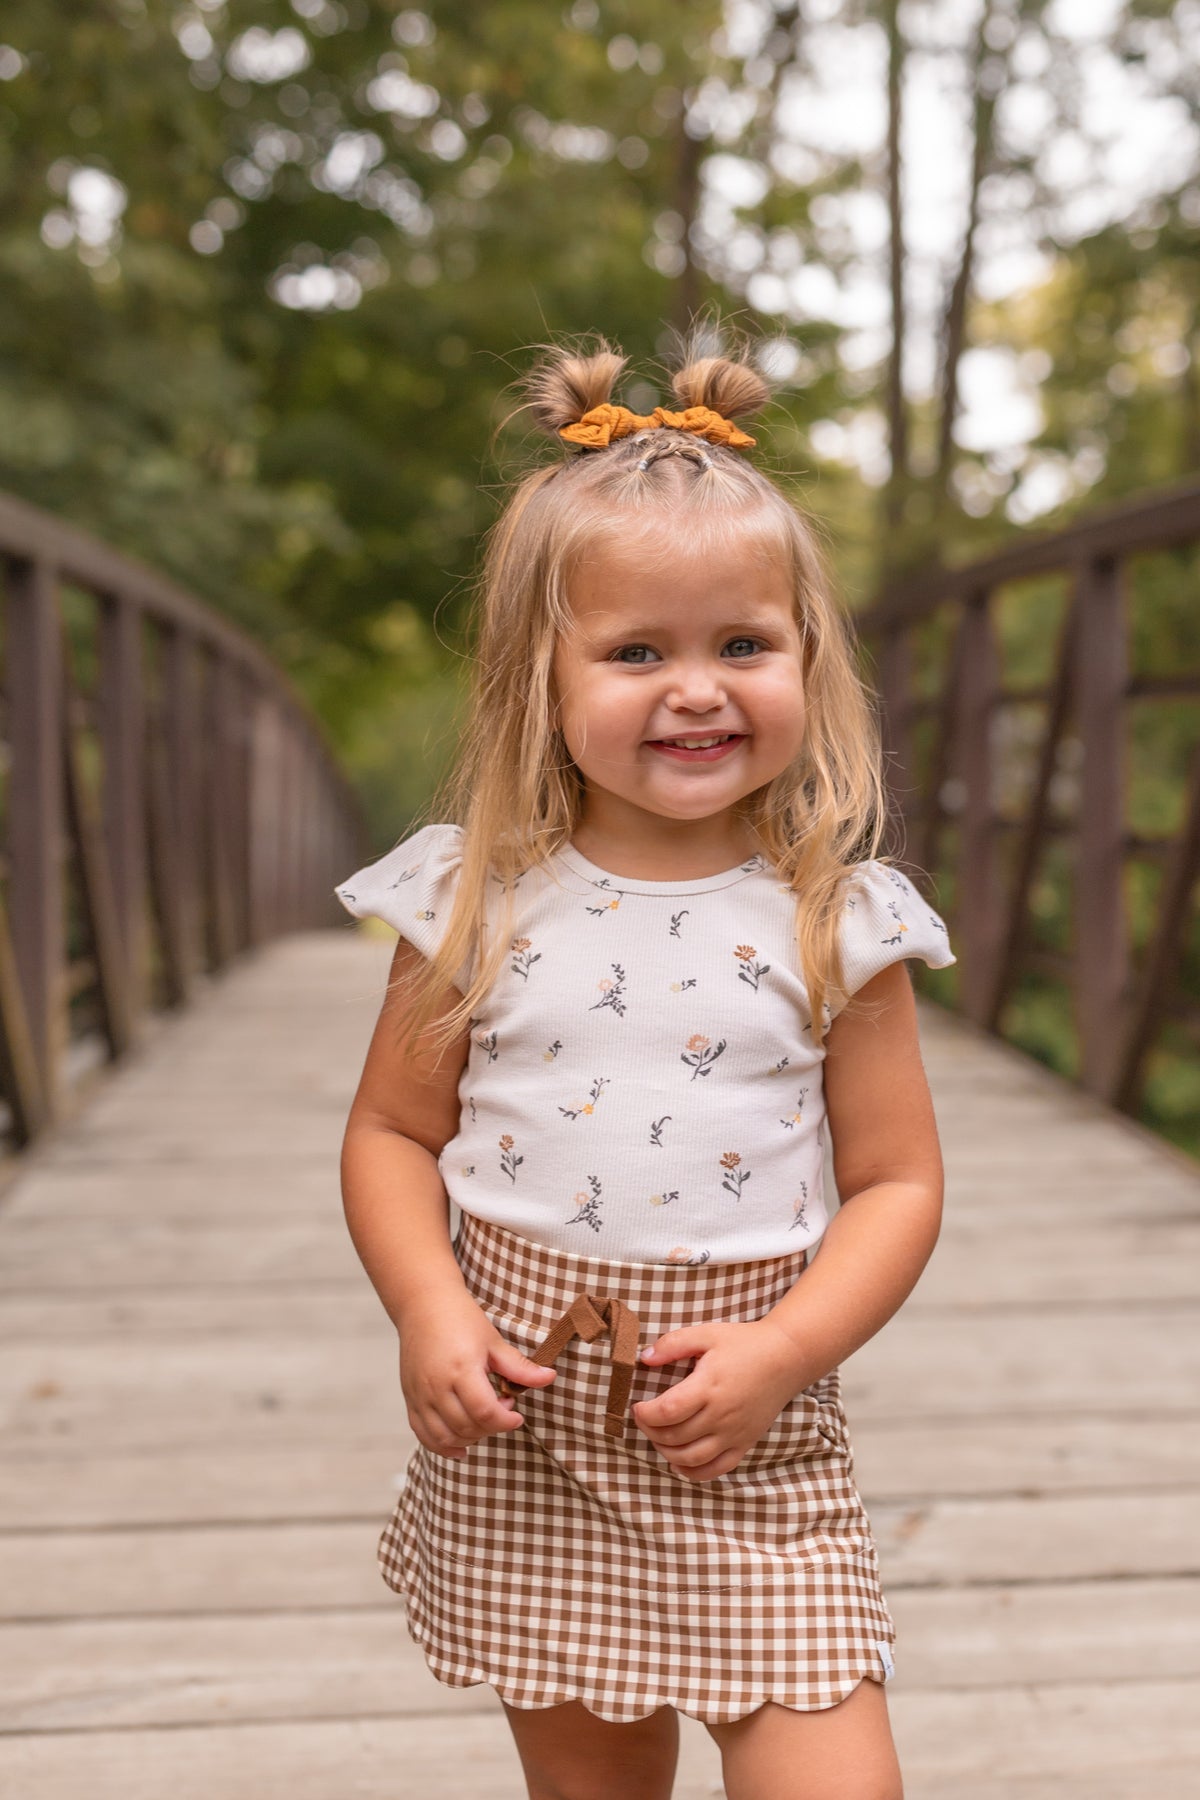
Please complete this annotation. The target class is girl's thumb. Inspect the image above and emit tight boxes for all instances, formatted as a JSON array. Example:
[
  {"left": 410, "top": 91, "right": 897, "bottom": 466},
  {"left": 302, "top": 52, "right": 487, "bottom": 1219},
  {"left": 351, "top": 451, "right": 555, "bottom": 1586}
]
[
  {"left": 640, "top": 1327, "right": 710, "bottom": 1366},
  {"left": 491, "top": 1343, "right": 556, "bottom": 1386}
]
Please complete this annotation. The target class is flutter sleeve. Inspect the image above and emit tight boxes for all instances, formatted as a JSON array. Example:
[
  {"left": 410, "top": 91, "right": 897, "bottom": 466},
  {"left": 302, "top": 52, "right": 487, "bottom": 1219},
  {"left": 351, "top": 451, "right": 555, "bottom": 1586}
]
[
  {"left": 334, "top": 822, "right": 473, "bottom": 990},
  {"left": 834, "top": 859, "right": 956, "bottom": 1013}
]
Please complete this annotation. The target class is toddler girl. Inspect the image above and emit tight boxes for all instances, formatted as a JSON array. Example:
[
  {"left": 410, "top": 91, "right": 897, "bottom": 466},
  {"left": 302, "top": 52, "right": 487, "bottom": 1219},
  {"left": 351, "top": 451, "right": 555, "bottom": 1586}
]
[{"left": 337, "top": 329, "right": 955, "bottom": 1800}]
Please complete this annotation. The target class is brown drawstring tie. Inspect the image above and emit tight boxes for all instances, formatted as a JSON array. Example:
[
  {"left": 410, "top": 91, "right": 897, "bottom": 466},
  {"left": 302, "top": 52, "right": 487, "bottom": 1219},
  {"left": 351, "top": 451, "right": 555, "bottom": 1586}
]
[{"left": 495, "top": 1294, "right": 642, "bottom": 1438}]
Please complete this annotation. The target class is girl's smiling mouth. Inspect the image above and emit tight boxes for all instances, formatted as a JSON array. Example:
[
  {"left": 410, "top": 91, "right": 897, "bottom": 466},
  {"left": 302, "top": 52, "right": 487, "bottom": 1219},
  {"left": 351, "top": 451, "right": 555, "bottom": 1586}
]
[{"left": 646, "top": 733, "right": 747, "bottom": 762}]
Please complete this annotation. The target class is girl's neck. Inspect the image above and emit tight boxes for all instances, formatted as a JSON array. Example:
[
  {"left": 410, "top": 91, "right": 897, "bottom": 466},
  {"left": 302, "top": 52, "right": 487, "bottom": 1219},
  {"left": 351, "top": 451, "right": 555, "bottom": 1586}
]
[{"left": 570, "top": 805, "right": 760, "bottom": 882}]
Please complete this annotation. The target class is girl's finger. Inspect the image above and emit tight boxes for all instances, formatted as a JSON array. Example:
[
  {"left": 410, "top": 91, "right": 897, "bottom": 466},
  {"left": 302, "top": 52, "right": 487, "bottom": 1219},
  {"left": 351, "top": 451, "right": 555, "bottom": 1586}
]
[
  {"left": 414, "top": 1417, "right": 469, "bottom": 1458},
  {"left": 411, "top": 1392, "right": 484, "bottom": 1448},
  {"left": 640, "top": 1326, "right": 717, "bottom": 1368},
  {"left": 659, "top": 1435, "right": 726, "bottom": 1471},
  {"left": 675, "top": 1447, "right": 744, "bottom": 1483},
  {"left": 632, "top": 1379, "right": 706, "bottom": 1432},
  {"left": 456, "top": 1371, "right": 528, "bottom": 1432},
  {"left": 638, "top": 1411, "right": 713, "bottom": 1448},
  {"left": 436, "top": 1392, "right": 488, "bottom": 1441},
  {"left": 488, "top": 1341, "right": 557, "bottom": 1388}
]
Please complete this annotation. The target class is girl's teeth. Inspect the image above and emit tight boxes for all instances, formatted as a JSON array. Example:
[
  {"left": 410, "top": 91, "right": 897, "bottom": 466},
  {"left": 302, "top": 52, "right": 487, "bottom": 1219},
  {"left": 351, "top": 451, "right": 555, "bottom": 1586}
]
[{"left": 664, "top": 735, "right": 728, "bottom": 748}]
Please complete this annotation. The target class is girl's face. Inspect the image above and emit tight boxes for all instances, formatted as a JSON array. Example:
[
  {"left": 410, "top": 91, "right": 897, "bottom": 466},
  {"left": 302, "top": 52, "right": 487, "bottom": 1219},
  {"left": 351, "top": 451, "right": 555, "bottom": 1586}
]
[{"left": 553, "top": 530, "right": 806, "bottom": 851}]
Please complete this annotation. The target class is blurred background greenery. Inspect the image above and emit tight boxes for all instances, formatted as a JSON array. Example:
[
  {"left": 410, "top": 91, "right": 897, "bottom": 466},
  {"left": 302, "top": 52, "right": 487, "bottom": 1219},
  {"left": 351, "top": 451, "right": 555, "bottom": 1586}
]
[{"left": 3, "top": 1, "right": 1199, "bottom": 1147}]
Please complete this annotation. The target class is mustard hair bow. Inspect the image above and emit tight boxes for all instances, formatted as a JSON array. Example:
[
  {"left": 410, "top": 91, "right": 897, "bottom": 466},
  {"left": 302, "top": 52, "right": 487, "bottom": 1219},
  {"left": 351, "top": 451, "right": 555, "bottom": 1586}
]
[{"left": 559, "top": 403, "right": 756, "bottom": 450}]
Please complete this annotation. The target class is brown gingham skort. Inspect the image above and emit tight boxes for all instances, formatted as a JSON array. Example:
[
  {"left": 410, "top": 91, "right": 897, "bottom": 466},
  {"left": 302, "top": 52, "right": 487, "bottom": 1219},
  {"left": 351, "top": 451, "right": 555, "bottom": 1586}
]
[{"left": 378, "top": 1211, "right": 895, "bottom": 1724}]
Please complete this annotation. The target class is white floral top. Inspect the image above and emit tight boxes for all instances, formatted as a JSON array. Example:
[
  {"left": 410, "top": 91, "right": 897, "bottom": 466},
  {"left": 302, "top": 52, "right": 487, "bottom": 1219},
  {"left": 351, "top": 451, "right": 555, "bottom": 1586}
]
[{"left": 335, "top": 824, "right": 955, "bottom": 1267}]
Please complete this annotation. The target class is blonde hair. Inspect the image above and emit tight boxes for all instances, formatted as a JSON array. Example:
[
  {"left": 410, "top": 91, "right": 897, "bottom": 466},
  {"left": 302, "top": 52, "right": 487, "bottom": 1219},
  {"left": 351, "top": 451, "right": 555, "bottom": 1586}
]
[{"left": 396, "top": 322, "right": 900, "bottom": 1056}]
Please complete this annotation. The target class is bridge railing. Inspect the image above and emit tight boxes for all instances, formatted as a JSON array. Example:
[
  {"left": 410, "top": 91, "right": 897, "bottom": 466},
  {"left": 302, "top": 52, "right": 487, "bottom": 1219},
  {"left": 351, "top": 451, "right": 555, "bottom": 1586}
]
[
  {"left": 0, "top": 490, "right": 370, "bottom": 1162},
  {"left": 858, "top": 477, "right": 1200, "bottom": 1119}
]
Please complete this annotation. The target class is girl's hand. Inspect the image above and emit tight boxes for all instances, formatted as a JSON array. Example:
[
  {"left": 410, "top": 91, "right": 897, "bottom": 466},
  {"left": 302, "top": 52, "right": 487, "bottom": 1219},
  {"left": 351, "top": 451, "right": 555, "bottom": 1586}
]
[
  {"left": 631, "top": 1319, "right": 810, "bottom": 1482},
  {"left": 397, "top": 1289, "right": 556, "bottom": 1460}
]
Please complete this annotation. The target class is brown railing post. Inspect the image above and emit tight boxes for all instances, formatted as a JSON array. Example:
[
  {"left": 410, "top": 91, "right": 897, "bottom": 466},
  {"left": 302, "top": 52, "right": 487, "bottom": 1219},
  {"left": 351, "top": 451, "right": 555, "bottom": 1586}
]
[
  {"left": 61, "top": 612, "right": 133, "bottom": 1061},
  {"left": 983, "top": 589, "right": 1080, "bottom": 1033},
  {"left": 228, "top": 662, "right": 255, "bottom": 956},
  {"left": 0, "top": 489, "right": 371, "bottom": 1166},
  {"left": 143, "top": 660, "right": 188, "bottom": 1011},
  {"left": 917, "top": 617, "right": 962, "bottom": 894},
  {"left": 98, "top": 592, "right": 148, "bottom": 1028},
  {"left": 956, "top": 586, "right": 1001, "bottom": 1026},
  {"left": 1073, "top": 554, "right": 1130, "bottom": 1101},
  {"left": 1112, "top": 736, "right": 1200, "bottom": 1113},
  {"left": 161, "top": 624, "right": 201, "bottom": 990},
  {"left": 856, "top": 475, "right": 1200, "bottom": 1131},
  {"left": 6, "top": 557, "right": 66, "bottom": 1122},
  {"left": 200, "top": 647, "right": 238, "bottom": 970},
  {"left": 875, "top": 621, "right": 917, "bottom": 844},
  {"left": 247, "top": 696, "right": 282, "bottom": 944}
]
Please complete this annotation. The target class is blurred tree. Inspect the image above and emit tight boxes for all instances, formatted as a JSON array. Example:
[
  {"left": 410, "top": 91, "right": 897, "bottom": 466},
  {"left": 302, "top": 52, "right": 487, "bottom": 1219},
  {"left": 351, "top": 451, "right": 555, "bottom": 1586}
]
[
  {"left": 0, "top": 1, "right": 774, "bottom": 784},
  {"left": 1, "top": 1, "right": 1197, "bottom": 828},
  {"left": 4, "top": 1, "right": 1199, "bottom": 1147}
]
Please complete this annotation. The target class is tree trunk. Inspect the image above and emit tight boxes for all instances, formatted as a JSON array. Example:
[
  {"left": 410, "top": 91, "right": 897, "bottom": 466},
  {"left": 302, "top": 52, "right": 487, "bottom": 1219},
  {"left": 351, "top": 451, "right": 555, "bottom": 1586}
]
[
  {"left": 672, "top": 110, "right": 705, "bottom": 339},
  {"left": 936, "top": 2, "right": 1005, "bottom": 492},
  {"left": 884, "top": 0, "right": 909, "bottom": 535},
  {"left": 1182, "top": 316, "right": 1200, "bottom": 473}
]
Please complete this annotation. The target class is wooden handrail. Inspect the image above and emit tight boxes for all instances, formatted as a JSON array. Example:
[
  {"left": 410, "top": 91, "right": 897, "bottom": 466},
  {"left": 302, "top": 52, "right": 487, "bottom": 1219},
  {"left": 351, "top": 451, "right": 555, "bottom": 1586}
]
[
  {"left": 859, "top": 476, "right": 1200, "bottom": 630},
  {"left": 0, "top": 490, "right": 372, "bottom": 1162},
  {"left": 858, "top": 477, "right": 1200, "bottom": 1121}
]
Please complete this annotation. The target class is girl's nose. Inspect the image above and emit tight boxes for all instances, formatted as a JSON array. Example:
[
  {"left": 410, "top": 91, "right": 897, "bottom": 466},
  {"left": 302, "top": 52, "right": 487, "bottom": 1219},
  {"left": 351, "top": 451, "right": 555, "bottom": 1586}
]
[{"left": 667, "top": 661, "right": 728, "bottom": 711}]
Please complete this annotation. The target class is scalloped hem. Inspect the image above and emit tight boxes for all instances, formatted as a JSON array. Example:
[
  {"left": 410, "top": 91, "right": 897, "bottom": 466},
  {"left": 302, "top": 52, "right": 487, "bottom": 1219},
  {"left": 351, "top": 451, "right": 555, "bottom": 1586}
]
[{"left": 394, "top": 1606, "right": 892, "bottom": 1725}]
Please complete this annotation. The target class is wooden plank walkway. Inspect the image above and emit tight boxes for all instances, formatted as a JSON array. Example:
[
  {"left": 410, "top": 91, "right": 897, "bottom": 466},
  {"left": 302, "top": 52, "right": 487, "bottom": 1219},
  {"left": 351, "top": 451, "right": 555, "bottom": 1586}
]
[{"left": 1, "top": 926, "right": 1198, "bottom": 1798}]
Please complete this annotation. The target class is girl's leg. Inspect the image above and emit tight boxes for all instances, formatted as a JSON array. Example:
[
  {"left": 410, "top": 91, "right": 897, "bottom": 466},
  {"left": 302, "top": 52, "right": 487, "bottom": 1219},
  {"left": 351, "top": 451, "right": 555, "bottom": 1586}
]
[
  {"left": 500, "top": 1697, "right": 680, "bottom": 1800},
  {"left": 705, "top": 1680, "right": 902, "bottom": 1800}
]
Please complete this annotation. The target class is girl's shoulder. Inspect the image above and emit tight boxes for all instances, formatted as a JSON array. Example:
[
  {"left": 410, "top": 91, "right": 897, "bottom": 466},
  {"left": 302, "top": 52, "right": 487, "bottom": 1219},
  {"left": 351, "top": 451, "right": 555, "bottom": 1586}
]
[
  {"left": 335, "top": 820, "right": 462, "bottom": 905},
  {"left": 834, "top": 858, "right": 956, "bottom": 1008},
  {"left": 333, "top": 822, "right": 464, "bottom": 954}
]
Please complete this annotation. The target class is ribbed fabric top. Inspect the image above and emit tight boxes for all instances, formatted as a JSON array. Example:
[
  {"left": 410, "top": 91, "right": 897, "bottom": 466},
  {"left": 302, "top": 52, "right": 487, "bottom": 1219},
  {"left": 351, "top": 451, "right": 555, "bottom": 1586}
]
[{"left": 335, "top": 824, "right": 955, "bottom": 1266}]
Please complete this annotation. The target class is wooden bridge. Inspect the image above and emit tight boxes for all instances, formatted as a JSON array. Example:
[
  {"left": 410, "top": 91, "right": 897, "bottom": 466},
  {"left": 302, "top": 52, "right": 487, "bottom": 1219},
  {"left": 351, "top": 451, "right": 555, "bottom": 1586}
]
[{"left": 2, "top": 486, "right": 1199, "bottom": 1796}]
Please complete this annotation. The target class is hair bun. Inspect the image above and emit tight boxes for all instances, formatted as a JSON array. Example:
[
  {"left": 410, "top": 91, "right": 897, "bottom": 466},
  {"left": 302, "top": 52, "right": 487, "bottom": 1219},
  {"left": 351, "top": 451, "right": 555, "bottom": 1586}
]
[
  {"left": 519, "top": 339, "right": 629, "bottom": 439},
  {"left": 668, "top": 324, "right": 772, "bottom": 422}
]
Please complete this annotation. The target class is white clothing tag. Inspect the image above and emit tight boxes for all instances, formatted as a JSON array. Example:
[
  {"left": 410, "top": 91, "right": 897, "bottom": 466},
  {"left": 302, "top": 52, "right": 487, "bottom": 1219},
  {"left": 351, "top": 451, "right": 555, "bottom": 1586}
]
[{"left": 875, "top": 1640, "right": 895, "bottom": 1682}]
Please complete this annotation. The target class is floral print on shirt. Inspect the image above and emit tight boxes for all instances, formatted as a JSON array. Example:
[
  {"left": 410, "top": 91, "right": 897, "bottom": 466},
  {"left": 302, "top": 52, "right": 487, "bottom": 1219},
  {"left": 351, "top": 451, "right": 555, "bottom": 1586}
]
[
  {"left": 719, "top": 1151, "right": 751, "bottom": 1200},
  {"left": 734, "top": 944, "right": 770, "bottom": 990},
  {"left": 681, "top": 1034, "right": 726, "bottom": 1079},
  {"left": 335, "top": 829, "right": 954, "bottom": 1264},
  {"left": 567, "top": 1175, "right": 603, "bottom": 1231},
  {"left": 585, "top": 879, "right": 623, "bottom": 918},
  {"left": 510, "top": 937, "right": 541, "bottom": 979},
  {"left": 780, "top": 1088, "right": 810, "bottom": 1130},
  {"left": 589, "top": 965, "right": 627, "bottom": 1016},
  {"left": 559, "top": 1076, "right": 609, "bottom": 1120}
]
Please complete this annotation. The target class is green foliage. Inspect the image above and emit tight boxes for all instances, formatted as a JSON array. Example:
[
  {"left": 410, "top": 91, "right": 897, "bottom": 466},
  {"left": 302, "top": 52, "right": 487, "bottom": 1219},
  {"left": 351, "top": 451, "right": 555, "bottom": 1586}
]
[{"left": 2, "top": 2, "right": 1199, "bottom": 1157}]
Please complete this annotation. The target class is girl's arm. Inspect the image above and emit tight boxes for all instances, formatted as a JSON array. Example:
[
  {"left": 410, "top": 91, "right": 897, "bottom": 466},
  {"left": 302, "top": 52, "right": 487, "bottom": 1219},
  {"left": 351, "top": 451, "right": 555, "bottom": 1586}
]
[
  {"left": 341, "top": 937, "right": 555, "bottom": 1456},
  {"left": 759, "top": 957, "right": 944, "bottom": 1376},
  {"left": 633, "top": 960, "right": 943, "bottom": 1477}
]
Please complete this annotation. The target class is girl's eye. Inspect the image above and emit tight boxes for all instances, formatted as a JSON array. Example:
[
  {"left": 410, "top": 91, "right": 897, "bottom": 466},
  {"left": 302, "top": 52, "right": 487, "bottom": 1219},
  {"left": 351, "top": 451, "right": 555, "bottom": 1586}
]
[{"left": 610, "top": 639, "right": 765, "bottom": 663}]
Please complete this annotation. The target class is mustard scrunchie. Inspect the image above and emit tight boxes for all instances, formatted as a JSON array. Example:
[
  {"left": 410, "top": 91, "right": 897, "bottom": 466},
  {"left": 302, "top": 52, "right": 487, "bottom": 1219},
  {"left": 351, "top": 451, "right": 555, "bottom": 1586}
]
[{"left": 559, "top": 403, "right": 756, "bottom": 450}]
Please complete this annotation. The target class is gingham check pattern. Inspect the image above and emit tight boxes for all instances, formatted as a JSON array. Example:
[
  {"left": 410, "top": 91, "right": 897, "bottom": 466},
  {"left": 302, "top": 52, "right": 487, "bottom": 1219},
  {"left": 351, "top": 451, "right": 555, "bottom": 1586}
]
[{"left": 378, "top": 1212, "right": 895, "bottom": 1723}]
